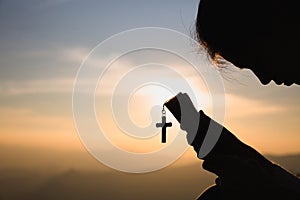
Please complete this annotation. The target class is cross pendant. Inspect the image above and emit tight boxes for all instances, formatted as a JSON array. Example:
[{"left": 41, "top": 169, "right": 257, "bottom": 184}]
[{"left": 156, "top": 109, "right": 172, "bottom": 143}]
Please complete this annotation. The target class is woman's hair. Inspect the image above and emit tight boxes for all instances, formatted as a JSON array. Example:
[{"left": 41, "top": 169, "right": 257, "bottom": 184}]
[
  {"left": 195, "top": 0, "right": 261, "bottom": 66},
  {"left": 195, "top": 0, "right": 300, "bottom": 71}
]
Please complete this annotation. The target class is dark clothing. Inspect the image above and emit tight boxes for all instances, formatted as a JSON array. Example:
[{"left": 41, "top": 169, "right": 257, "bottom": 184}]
[{"left": 194, "top": 111, "right": 300, "bottom": 200}]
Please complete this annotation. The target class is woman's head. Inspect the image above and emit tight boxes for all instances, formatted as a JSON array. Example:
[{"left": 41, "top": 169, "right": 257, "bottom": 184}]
[{"left": 195, "top": 0, "right": 300, "bottom": 86}]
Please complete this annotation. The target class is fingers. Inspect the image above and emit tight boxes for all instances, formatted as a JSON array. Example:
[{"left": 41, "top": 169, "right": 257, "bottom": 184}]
[
  {"left": 176, "top": 93, "right": 200, "bottom": 144},
  {"left": 164, "top": 94, "right": 182, "bottom": 123},
  {"left": 164, "top": 92, "right": 200, "bottom": 144}
]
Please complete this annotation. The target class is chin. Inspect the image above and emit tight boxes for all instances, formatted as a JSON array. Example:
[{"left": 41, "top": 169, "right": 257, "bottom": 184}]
[
  {"left": 257, "top": 75, "right": 298, "bottom": 86},
  {"left": 268, "top": 80, "right": 295, "bottom": 87},
  {"left": 275, "top": 79, "right": 297, "bottom": 86}
]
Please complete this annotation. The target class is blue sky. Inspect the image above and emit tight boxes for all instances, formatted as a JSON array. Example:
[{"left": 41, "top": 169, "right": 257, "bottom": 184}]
[{"left": 0, "top": 0, "right": 299, "bottom": 166}]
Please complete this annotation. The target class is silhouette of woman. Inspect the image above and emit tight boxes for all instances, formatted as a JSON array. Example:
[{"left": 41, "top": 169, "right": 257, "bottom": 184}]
[{"left": 165, "top": 0, "right": 300, "bottom": 199}]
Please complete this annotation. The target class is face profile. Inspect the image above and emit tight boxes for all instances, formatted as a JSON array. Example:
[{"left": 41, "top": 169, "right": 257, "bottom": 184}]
[{"left": 195, "top": 0, "right": 300, "bottom": 86}]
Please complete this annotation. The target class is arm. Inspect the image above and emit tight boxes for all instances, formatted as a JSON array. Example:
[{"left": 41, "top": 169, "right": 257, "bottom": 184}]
[
  {"left": 197, "top": 110, "right": 300, "bottom": 195},
  {"left": 165, "top": 93, "right": 300, "bottom": 195},
  {"left": 164, "top": 92, "right": 260, "bottom": 162}
]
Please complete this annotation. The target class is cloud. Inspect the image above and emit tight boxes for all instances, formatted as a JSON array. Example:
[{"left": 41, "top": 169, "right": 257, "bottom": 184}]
[
  {"left": 225, "top": 94, "right": 288, "bottom": 118},
  {"left": 18, "top": 46, "right": 91, "bottom": 64},
  {"left": 0, "top": 78, "right": 74, "bottom": 96}
]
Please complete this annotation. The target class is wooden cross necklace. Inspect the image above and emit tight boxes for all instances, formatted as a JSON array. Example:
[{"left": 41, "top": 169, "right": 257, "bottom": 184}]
[{"left": 156, "top": 106, "right": 172, "bottom": 143}]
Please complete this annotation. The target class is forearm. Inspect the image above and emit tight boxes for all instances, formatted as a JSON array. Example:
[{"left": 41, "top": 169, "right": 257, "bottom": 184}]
[
  {"left": 190, "top": 110, "right": 273, "bottom": 174},
  {"left": 190, "top": 110, "right": 300, "bottom": 193},
  {"left": 164, "top": 93, "right": 300, "bottom": 195}
]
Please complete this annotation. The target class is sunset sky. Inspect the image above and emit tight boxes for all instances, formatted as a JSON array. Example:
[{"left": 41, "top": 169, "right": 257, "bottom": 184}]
[{"left": 0, "top": 0, "right": 299, "bottom": 173}]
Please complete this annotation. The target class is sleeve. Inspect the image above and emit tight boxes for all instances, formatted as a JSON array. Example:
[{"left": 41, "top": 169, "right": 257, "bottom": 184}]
[
  {"left": 191, "top": 110, "right": 271, "bottom": 166},
  {"left": 188, "top": 110, "right": 300, "bottom": 194}
]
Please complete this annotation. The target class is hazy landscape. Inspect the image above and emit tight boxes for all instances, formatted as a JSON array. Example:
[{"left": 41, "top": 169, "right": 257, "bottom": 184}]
[{"left": 0, "top": 145, "right": 299, "bottom": 200}]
